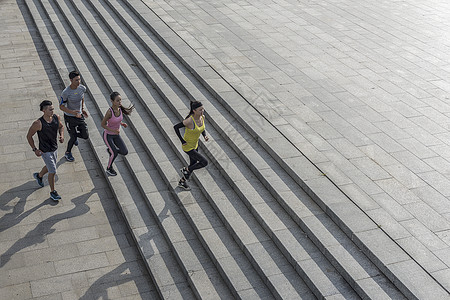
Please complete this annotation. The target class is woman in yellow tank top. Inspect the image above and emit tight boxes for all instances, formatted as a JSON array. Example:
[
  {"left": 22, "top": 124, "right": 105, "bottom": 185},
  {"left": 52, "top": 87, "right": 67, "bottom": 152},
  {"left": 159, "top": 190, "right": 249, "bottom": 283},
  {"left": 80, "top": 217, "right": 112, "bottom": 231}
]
[{"left": 174, "top": 101, "right": 209, "bottom": 190}]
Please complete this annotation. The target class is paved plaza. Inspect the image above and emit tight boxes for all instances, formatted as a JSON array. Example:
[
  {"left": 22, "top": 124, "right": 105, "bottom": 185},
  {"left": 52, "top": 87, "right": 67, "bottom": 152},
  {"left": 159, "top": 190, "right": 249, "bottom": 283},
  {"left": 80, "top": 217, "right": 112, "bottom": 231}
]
[{"left": 2, "top": 0, "right": 450, "bottom": 298}]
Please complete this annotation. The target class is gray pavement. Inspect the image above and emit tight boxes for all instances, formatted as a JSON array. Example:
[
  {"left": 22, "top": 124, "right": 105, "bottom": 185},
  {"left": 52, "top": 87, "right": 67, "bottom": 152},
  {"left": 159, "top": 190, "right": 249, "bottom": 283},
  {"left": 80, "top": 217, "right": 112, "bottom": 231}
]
[
  {"left": 141, "top": 0, "right": 450, "bottom": 291},
  {"left": 0, "top": 1, "right": 156, "bottom": 299}
]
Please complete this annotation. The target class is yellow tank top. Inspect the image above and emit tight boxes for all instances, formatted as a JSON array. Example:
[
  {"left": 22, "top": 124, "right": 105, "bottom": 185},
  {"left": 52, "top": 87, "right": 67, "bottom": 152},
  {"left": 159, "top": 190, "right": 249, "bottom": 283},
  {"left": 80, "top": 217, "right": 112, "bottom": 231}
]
[{"left": 182, "top": 115, "right": 205, "bottom": 152}]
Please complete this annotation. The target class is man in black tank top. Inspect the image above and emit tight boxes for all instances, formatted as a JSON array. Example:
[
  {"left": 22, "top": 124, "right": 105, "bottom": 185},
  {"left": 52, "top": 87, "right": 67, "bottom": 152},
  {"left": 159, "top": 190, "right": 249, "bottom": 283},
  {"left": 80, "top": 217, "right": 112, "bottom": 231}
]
[{"left": 26, "top": 100, "right": 65, "bottom": 201}]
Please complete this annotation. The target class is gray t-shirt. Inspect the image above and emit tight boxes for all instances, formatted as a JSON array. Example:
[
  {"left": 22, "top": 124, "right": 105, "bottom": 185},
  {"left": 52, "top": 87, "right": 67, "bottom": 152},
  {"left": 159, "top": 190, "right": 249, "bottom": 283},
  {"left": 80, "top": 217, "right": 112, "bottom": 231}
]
[{"left": 60, "top": 85, "right": 86, "bottom": 116}]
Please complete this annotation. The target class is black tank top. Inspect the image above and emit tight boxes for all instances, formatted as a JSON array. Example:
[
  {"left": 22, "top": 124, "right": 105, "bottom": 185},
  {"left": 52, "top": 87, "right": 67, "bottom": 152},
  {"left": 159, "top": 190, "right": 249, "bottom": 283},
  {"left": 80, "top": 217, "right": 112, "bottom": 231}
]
[{"left": 37, "top": 115, "right": 59, "bottom": 152}]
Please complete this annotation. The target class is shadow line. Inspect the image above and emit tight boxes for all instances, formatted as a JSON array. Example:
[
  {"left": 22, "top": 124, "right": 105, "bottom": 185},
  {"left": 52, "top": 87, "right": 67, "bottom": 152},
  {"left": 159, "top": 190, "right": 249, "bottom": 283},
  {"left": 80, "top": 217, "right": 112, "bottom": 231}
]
[
  {"left": 0, "top": 189, "right": 93, "bottom": 268},
  {"left": 0, "top": 180, "right": 58, "bottom": 233}
]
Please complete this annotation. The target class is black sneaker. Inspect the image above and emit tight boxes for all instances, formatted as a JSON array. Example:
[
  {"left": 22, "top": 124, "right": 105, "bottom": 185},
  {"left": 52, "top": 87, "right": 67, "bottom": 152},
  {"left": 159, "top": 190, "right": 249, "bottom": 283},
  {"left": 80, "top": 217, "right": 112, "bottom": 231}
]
[
  {"left": 178, "top": 179, "right": 190, "bottom": 190},
  {"left": 180, "top": 167, "right": 190, "bottom": 180},
  {"left": 50, "top": 190, "right": 61, "bottom": 201},
  {"left": 106, "top": 166, "right": 117, "bottom": 176},
  {"left": 33, "top": 172, "right": 44, "bottom": 187},
  {"left": 65, "top": 152, "right": 75, "bottom": 162}
]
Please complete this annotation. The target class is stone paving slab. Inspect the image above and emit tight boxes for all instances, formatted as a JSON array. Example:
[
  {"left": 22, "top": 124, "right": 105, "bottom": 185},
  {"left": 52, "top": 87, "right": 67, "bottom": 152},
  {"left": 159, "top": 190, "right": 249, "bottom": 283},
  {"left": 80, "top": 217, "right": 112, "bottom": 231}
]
[
  {"left": 139, "top": 0, "right": 450, "bottom": 294},
  {"left": 0, "top": 0, "right": 156, "bottom": 299}
]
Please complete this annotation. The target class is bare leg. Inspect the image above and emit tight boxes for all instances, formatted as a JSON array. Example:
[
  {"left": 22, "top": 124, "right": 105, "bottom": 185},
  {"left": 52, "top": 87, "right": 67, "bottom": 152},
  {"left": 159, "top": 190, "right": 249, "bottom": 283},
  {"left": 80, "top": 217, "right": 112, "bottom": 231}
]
[
  {"left": 48, "top": 173, "right": 56, "bottom": 192},
  {"left": 39, "top": 165, "right": 48, "bottom": 178}
]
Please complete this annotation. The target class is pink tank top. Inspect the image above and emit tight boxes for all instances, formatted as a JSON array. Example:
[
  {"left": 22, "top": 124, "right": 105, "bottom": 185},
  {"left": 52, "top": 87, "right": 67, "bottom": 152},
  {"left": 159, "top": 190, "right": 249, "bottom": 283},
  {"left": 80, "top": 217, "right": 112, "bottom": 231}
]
[{"left": 105, "top": 107, "right": 122, "bottom": 135}]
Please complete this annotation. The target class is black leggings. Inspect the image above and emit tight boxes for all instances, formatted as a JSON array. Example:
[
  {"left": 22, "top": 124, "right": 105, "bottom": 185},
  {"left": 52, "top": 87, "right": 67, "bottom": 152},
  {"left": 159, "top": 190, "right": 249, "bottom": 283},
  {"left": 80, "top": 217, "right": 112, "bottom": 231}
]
[
  {"left": 64, "top": 115, "right": 89, "bottom": 153},
  {"left": 186, "top": 148, "right": 208, "bottom": 173},
  {"left": 103, "top": 131, "right": 128, "bottom": 168}
]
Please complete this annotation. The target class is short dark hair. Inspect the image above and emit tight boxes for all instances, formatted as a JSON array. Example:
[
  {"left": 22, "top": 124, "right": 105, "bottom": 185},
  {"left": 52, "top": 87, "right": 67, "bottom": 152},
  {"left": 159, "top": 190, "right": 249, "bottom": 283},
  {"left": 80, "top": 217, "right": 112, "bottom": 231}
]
[
  {"left": 40, "top": 100, "right": 52, "bottom": 111},
  {"left": 69, "top": 70, "right": 80, "bottom": 80}
]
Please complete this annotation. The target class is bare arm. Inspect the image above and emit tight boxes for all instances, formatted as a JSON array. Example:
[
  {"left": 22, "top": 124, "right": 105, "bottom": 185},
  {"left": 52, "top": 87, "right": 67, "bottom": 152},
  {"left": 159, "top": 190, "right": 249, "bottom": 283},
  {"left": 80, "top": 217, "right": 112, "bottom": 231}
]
[
  {"left": 81, "top": 97, "right": 88, "bottom": 117},
  {"left": 56, "top": 115, "right": 64, "bottom": 143},
  {"left": 201, "top": 115, "right": 208, "bottom": 141},
  {"left": 26, "top": 120, "right": 42, "bottom": 156}
]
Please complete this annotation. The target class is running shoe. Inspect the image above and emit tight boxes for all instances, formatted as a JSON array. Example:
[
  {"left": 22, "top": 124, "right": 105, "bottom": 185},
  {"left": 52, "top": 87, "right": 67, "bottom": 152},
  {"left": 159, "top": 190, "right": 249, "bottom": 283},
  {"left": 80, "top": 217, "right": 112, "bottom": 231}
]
[
  {"left": 178, "top": 179, "right": 190, "bottom": 190},
  {"left": 65, "top": 152, "right": 75, "bottom": 162},
  {"left": 180, "top": 167, "right": 190, "bottom": 180},
  {"left": 106, "top": 166, "right": 117, "bottom": 176},
  {"left": 33, "top": 172, "right": 44, "bottom": 187},
  {"left": 50, "top": 190, "right": 61, "bottom": 201}
]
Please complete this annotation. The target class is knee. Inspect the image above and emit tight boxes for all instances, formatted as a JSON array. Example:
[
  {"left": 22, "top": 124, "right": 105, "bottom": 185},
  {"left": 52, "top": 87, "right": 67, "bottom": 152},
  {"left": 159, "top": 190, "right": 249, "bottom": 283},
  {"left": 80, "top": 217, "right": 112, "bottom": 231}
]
[
  {"left": 120, "top": 149, "right": 128, "bottom": 156},
  {"left": 202, "top": 159, "right": 208, "bottom": 167},
  {"left": 81, "top": 132, "right": 89, "bottom": 139}
]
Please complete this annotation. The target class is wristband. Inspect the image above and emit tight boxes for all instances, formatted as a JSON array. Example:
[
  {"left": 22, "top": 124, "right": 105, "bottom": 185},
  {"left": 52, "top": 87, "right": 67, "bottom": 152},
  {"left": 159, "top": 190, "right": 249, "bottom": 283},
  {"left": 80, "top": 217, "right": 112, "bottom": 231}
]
[{"left": 32, "top": 147, "right": 37, "bottom": 152}]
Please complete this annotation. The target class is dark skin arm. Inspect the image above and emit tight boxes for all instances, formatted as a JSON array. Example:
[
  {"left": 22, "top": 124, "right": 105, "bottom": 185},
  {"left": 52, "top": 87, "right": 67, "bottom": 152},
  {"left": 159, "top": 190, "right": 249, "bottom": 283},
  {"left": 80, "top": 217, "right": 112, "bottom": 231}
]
[
  {"left": 56, "top": 114, "right": 64, "bottom": 143},
  {"left": 26, "top": 119, "right": 43, "bottom": 157}
]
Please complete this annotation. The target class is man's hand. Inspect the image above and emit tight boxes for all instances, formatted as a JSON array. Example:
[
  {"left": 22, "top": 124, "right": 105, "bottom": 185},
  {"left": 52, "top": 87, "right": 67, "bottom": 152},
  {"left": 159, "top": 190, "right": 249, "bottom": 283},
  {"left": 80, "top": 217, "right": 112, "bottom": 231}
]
[
  {"left": 75, "top": 112, "right": 82, "bottom": 118},
  {"left": 59, "top": 136, "right": 64, "bottom": 143},
  {"left": 34, "top": 149, "right": 43, "bottom": 157},
  {"left": 82, "top": 109, "right": 88, "bottom": 118}
]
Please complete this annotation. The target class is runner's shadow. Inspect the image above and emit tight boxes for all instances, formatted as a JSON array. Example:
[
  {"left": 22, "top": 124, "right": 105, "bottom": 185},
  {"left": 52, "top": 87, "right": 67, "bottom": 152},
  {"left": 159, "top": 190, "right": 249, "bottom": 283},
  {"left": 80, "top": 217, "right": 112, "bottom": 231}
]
[
  {"left": 56, "top": 157, "right": 67, "bottom": 168},
  {"left": 79, "top": 230, "right": 161, "bottom": 300},
  {"left": 0, "top": 189, "right": 94, "bottom": 268},
  {"left": 79, "top": 262, "right": 146, "bottom": 300},
  {"left": 0, "top": 181, "right": 57, "bottom": 233}
]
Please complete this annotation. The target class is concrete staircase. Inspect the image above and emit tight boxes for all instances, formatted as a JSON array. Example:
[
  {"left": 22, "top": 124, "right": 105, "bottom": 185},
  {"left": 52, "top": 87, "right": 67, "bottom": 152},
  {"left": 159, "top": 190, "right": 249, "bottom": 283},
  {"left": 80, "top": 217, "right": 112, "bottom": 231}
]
[{"left": 22, "top": 0, "right": 450, "bottom": 298}]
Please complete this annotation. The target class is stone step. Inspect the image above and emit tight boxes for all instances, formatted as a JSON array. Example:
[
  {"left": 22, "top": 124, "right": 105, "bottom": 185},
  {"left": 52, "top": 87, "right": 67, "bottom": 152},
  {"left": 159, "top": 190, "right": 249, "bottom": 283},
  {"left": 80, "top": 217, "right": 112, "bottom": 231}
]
[
  {"left": 131, "top": 0, "right": 450, "bottom": 299},
  {"left": 62, "top": 0, "right": 314, "bottom": 297},
  {"left": 93, "top": 1, "right": 409, "bottom": 299},
  {"left": 25, "top": 0, "right": 228, "bottom": 298}
]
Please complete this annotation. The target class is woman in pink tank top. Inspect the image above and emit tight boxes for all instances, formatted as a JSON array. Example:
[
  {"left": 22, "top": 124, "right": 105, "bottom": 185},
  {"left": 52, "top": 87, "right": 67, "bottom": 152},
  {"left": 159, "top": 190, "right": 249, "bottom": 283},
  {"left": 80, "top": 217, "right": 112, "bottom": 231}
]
[{"left": 101, "top": 92, "right": 134, "bottom": 176}]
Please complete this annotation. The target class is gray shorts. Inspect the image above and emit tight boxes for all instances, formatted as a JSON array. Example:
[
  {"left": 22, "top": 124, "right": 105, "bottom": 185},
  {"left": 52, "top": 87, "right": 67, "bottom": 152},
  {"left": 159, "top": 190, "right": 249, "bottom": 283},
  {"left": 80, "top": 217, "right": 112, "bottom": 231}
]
[{"left": 42, "top": 150, "right": 58, "bottom": 173}]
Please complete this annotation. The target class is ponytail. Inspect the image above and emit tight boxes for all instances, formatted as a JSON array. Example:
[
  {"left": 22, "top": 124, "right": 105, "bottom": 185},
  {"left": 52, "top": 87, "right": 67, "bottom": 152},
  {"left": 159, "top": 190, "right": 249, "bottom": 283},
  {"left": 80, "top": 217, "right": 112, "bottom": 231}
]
[
  {"left": 185, "top": 101, "right": 203, "bottom": 119},
  {"left": 110, "top": 91, "right": 134, "bottom": 115},
  {"left": 120, "top": 104, "right": 134, "bottom": 116}
]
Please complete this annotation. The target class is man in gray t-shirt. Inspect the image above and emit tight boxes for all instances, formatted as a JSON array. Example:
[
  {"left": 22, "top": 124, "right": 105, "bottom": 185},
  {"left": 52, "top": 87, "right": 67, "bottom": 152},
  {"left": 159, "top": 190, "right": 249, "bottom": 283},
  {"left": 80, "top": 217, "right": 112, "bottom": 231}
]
[{"left": 59, "top": 70, "right": 89, "bottom": 162}]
